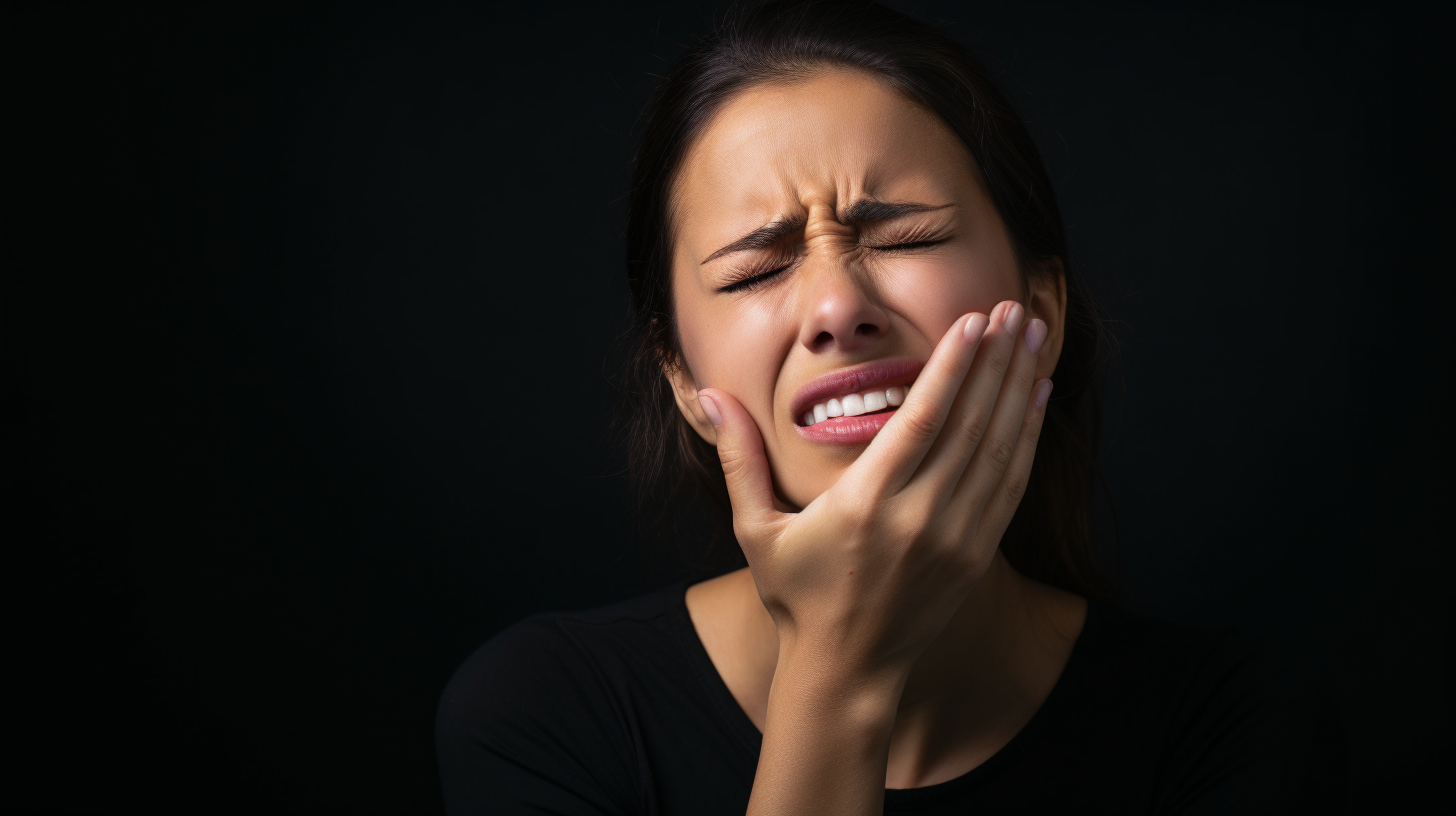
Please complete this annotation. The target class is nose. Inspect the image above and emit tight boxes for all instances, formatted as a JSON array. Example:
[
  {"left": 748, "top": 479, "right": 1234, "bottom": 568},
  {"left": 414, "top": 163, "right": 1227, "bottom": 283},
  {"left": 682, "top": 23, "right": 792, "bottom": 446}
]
[{"left": 796, "top": 256, "right": 890, "bottom": 354}]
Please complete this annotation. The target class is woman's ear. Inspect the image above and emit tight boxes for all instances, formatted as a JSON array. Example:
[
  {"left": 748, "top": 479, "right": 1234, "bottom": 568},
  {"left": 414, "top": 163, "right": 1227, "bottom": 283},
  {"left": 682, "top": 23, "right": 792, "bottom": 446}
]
[
  {"left": 664, "top": 358, "right": 719, "bottom": 447},
  {"left": 1026, "top": 259, "right": 1068, "bottom": 382}
]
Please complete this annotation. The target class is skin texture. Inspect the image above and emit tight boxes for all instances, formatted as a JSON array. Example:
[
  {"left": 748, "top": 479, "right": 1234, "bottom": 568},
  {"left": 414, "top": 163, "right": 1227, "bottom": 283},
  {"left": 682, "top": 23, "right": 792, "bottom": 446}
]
[
  {"left": 665, "top": 68, "right": 1087, "bottom": 810},
  {"left": 668, "top": 70, "right": 1063, "bottom": 506}
]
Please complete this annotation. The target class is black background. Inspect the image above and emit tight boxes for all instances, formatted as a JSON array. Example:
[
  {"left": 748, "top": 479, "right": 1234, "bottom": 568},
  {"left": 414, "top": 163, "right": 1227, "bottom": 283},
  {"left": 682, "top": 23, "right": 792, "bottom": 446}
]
[{"left": 13, "top": 1, "right": 1452, "bottom": 812}]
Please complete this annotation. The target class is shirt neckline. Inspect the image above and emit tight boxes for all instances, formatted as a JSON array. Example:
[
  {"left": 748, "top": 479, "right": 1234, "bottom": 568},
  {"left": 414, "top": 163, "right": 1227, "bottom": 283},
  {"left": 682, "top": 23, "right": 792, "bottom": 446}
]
[{"left": 666, "top": 578, "right": 1100, "bottom": 807}]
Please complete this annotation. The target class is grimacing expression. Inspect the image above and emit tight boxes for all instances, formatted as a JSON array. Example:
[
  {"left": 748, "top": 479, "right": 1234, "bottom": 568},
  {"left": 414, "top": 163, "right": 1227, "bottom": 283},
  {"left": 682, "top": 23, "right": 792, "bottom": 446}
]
[{"left": 666, "top": 68, "right": 1064, "bottom": 510}]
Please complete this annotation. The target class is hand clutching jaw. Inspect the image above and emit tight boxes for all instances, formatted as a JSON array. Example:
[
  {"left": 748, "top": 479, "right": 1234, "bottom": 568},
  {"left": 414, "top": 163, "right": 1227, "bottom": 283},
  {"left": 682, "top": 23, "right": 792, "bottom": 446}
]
[{"left": 696, "top": 299, "right": 1052, "bottom": 690}]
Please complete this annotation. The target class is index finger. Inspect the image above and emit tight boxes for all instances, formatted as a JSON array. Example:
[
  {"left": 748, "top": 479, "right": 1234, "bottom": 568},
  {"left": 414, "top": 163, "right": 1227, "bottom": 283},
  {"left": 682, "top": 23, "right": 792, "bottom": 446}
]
[{"left": 843, "top": 310, "right": 990, "bottom": 495}]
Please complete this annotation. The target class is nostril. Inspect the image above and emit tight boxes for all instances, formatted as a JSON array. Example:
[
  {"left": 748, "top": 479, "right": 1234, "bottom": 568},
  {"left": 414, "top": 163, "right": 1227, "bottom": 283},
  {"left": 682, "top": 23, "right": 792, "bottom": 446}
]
[
  {"left": 814, "top": 330, "right": 834, "bottom": 348},
  {"left": 855, "top": 322, "right": 878, "bottom": 337}
]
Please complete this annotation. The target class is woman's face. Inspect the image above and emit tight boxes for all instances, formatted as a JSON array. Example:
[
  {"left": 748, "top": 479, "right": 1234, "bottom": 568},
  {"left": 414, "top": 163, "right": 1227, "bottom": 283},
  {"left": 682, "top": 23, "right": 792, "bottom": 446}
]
[{"left": 667, "top": 68, "right": 1064, "bottom": 510}]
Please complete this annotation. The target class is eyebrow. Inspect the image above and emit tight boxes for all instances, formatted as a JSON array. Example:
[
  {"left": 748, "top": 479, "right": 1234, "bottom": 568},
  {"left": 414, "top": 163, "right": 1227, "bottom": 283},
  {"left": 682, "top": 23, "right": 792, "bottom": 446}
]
[{"left": 700, "top": 199, "right": 954, "bottom": 265}]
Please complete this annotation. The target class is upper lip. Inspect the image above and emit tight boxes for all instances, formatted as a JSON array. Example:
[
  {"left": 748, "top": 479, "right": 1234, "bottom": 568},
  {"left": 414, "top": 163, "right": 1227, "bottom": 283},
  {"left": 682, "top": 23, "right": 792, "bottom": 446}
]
[{"left": 790, "top": 357, "right": 925, "bottom": 423}]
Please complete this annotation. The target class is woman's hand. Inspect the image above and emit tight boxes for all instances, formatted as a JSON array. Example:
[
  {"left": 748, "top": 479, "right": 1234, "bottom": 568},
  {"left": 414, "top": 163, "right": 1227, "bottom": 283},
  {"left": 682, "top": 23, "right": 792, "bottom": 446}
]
[
  {"left": 698, "top": 299, "right": 1051, "bottom": 815},
  {"left": 697, "top": 299, "right": 1052, "bottom": 687}
]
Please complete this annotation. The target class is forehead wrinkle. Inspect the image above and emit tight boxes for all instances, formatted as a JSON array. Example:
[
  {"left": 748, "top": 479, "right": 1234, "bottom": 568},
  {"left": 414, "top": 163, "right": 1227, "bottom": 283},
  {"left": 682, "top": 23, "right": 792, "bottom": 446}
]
[{"left": 672, "top": 68, "right": 978, "bottom": 271}]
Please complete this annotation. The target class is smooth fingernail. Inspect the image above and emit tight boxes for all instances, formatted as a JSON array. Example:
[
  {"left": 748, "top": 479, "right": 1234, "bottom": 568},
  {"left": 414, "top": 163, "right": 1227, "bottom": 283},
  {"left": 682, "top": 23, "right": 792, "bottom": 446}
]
[
  {"left": 1025, "top": 318, "right": 1047, "bottom": 353},
  {"left": 1004, "top": 302, "right": 1023, "bottom": 332},
  {"left": 1034, "top": 379, "right": 1053, "bottom": 407},
  {"left": 963, "top": 312, "right": 989, "bottom": 342},
  {"left": 699, "top": 394, "right": 723, "bottom": 426}
]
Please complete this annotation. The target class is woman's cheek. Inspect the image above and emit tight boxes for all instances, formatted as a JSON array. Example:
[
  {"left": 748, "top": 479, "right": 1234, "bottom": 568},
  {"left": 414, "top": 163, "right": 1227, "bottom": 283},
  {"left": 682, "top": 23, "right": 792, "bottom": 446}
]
[
  {"left": 879, "top": 252, "right": 1016, "bottom": 332},
  {"left": 679, "top": 294, "right": 786, "bottom": 435},
  {"left": 876, "top": 256, "right": 973, "bottom": 333},
  {"left": 717, "top": 298, "right": 786, "bottom": 383}
]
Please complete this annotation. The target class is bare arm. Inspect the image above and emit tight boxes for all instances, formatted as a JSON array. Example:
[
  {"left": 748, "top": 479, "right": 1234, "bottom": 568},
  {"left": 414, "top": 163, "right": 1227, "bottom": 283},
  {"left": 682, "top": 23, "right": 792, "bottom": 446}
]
[{"left": 746, "top": 646, "right": 903, "bottom": 813}]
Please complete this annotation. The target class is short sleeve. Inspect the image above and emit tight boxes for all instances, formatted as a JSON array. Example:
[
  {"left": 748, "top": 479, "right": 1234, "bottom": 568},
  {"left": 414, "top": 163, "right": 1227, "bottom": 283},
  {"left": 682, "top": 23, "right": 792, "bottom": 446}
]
[{"left": 436, "top": 617, "right": 642, "bottom": 816}]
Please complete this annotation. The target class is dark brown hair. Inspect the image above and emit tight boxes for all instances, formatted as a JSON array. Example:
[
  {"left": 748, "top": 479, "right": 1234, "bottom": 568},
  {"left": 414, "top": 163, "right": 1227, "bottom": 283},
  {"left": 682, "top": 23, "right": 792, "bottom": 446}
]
[{"left": 618, "top": 0, "right": 1113, "bottom": 597}]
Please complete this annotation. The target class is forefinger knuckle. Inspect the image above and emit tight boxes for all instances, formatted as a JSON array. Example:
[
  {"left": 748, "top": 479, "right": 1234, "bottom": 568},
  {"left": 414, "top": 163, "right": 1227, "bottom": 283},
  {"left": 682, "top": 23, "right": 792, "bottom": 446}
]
[{"left": 896, "top": 408, "right": 942, "bottom": 446}]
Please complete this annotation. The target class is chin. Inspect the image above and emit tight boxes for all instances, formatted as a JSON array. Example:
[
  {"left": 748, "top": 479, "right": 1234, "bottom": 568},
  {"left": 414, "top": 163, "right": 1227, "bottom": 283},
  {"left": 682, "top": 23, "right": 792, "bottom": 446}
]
[
  {"left": 769, "top": 441, "right": 866, "bottom": 509},
  {"left": 778, "top": 472, "right": 846, "bottom": 511}
]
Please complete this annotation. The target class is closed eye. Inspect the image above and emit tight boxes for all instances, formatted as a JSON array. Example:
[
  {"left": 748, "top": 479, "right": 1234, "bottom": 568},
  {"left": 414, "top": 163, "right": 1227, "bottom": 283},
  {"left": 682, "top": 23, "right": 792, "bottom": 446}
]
[
  {"left": 718, "top": 263, "right": 790, "bottom": 294},
  {"left": 718, "top": 240, "right": 944, "bottom": 293},
  {"left": 870, "top": 239, "right": 943, "bottom": 252}
]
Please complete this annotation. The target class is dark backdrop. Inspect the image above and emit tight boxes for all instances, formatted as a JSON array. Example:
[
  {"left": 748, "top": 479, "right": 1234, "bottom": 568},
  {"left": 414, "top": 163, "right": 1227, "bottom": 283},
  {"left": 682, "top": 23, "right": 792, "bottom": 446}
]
[{"left": 13, "top": 1, "right": 1452, "bottom": 812}]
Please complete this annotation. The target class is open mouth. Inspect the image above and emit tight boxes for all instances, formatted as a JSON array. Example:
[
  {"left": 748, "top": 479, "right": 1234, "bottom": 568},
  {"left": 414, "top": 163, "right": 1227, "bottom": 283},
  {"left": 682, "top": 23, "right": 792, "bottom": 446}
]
[{"left": 798, "top": 382, "right": 911, "bottom": 426}]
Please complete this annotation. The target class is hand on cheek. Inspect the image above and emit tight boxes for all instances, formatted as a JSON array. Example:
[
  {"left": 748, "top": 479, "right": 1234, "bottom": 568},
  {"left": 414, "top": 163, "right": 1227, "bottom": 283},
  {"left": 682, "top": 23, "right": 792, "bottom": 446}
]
[{"left": 696, "top": 301, "right": 1051, "bottom": 684}]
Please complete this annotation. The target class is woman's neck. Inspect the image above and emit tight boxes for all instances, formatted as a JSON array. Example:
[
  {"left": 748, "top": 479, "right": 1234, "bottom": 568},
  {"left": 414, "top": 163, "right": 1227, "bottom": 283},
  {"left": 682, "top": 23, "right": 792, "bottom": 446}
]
[
  {"left": 684, "top": 552, "right": 1087, "bottom": 790},
  {"left": 884, "top": 554, "right": 1086, "bottom": 787}
]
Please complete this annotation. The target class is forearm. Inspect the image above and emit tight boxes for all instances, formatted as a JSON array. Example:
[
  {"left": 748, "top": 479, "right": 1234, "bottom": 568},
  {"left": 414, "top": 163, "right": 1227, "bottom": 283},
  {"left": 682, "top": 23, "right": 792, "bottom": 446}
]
[{"left": 745, "top": 646, "right": 905, "bottom": 816}]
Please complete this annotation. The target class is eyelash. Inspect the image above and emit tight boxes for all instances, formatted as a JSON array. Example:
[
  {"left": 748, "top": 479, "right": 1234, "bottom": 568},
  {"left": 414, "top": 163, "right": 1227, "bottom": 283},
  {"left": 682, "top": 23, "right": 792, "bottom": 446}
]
[{"left": 719, "top": 239, "right": 945, "bottom": 294}]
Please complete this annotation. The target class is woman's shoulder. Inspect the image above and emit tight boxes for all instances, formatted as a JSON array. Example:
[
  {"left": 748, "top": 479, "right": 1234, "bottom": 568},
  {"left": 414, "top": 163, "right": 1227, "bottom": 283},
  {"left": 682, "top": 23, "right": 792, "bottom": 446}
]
[
  {"left": 435, "top": 581, "right": 702, "bottom": 814},
  {"left": 438, "top": 580, "right": 694, "bottom": 724}
]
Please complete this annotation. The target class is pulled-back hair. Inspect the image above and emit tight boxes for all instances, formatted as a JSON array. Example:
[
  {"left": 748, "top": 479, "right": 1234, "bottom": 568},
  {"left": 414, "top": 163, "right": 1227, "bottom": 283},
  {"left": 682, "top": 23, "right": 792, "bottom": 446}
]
[{"left": 618, "top": 0, "right": 1113, "bottom": 598}]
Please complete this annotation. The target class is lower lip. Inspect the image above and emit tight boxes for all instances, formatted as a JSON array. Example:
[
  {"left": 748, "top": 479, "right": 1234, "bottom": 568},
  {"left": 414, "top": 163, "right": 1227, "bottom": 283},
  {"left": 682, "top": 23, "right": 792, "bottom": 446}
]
[{"left": 796, "top": 409, "right": 897, "bottom": 443}]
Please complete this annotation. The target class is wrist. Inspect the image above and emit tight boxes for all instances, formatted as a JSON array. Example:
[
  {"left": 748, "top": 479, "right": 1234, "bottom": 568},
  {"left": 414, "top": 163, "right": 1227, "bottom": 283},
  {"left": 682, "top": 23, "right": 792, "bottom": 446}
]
[{"left": 768, "top": 642, "right": 907, "bottom": 732}]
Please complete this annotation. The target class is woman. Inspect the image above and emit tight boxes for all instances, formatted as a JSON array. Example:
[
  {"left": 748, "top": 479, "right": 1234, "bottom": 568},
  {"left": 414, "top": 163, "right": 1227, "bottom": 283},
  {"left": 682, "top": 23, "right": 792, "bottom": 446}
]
[{"left": 438, "top": 1, "right": 1341, "bottom": 812}]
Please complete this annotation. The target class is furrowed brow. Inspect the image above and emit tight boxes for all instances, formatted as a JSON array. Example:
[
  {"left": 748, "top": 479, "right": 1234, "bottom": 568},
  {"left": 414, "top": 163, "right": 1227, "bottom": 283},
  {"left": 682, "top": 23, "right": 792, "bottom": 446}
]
[
  {"left": 840, "top": 199, "right": 955, "bottom": 224},
  {"left": 699, "top": 200, "right": 952, "bottom": 265},
  {"left": 701, "top": 215, "right": 807, "bottom": 265}
]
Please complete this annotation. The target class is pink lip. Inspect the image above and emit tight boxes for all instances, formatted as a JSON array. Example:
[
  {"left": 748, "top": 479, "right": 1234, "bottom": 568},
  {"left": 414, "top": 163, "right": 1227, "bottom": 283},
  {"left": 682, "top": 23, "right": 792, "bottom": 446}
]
[
  {"left": 789, "top": 357, "right": 924, "bottom": 444},
  {"left": 797, "top": 410, "right": 898, "bottom": 444}
]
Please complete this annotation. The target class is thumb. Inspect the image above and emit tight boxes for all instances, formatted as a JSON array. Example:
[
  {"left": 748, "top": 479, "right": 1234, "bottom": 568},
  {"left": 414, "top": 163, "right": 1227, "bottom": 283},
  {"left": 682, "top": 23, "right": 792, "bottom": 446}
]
[{"left": 696, "top": 388, "right": 780, "bottom": 532}]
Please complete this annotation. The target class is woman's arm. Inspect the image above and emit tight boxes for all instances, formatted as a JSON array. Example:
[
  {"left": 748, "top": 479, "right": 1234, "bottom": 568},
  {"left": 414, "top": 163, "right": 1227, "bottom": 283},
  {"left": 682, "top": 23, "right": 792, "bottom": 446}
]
[
  {"left": 698, "top": 300, "right": 1051, "bottom": 814},
  {"left": 747, "top": 645, "right": 905, "bottom": 813}
]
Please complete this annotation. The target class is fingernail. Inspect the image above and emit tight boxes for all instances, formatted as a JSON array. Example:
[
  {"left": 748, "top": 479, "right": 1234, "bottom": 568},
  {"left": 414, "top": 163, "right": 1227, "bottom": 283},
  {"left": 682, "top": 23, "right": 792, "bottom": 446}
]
[
  {"left": 1004, "top": 302, "right": 1023, "bottom": 332},
  {"left": 1034, "top": 379, "right": 1053, "bottom": 407},
  {"left": 698, "top": 394, "right": 723, "bottom": 426},
  {"left": 963, "top": 312, "right": 989, "bottom": 342},
  {"left": 1025, "top": 318, "right": 1047, "bottom": 353}
]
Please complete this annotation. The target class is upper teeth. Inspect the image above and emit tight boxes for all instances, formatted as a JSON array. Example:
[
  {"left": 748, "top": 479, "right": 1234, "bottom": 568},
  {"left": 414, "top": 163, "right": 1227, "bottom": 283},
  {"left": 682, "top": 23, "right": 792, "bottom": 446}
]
[{"left": 802, "top": 384, "right": 908, "bottom": 426}]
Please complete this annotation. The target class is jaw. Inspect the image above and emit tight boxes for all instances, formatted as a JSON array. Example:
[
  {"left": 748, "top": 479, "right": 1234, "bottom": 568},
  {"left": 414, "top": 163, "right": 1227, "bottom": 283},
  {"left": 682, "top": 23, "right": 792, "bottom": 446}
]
[{"left": 763, "top": 431, "right": 870, "bottom": 510}]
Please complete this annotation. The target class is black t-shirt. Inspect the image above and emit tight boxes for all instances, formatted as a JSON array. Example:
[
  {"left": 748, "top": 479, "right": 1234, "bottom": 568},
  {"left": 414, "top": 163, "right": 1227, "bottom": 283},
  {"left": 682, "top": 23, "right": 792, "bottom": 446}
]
[{"left": 437, "top": 580, "right": 1346, "bottom": 814}]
